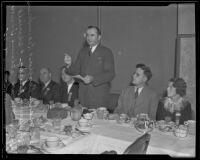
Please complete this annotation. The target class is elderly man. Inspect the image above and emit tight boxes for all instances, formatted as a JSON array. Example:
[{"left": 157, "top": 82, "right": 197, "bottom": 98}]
[
  {"left": 65, "top": 25, "right": 115, "bottom": 109},
  {"left": 12, "top": 66, "right": 38, "bottom": 100},
  {"left": 114, "top": 64, "right": 158, "bottom": 120},
  {"left": 38, "top": 67, "right": 60, "bottom": 104}
]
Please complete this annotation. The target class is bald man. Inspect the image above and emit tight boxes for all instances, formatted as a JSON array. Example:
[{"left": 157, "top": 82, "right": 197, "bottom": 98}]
[{"left": 37, "top": 67, "right": 60, "bottom": 104}]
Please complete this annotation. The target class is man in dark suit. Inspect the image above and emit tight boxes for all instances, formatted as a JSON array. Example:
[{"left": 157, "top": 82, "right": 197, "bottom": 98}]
[
  {"left": 114, "top": 64, "right": 158, "bottom": 120},
  {"left": 38, "top": 67, "right": 60, "bottom": 104},
  {"left": 12, "top": 66, "right": 39, "bottom": 100},
  {"left": 59, "top": 66, "right": 79, "bottom": 107},
  {"left": 4, "top": 71, "right": 13, "bottom": 96},
  {"left": 65, "top": 25, "right": 115, "bottom": 109}
]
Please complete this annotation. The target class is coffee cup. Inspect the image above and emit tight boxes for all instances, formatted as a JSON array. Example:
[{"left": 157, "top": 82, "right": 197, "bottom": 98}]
[
  {"left": 184, "top": 120, "right": 196, "bottom": 135},
  {"left": 83, "top": 113, "right": 93, "bottom": 120},
  {"left": 46, "top": 137, "right": 60, "bottom": 148},
  {"left": 78, "top": 118, "right": 89, "bottom": 127}
]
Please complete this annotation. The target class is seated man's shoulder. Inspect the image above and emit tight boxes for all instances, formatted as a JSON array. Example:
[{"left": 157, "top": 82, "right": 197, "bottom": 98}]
[{"left": 121, "top": 86, "right": 135, "bottom": 94}]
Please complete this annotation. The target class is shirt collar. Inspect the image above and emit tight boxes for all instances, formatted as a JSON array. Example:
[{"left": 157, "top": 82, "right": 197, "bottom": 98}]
[
  {"left": 21, "top": 80, "right": 28, "bottom": 86},
  {"left": 45, "top": 80, "right": 51, "bottom": 87},
  {"left": 135, "top": 86, "right": 144, "bottom": 95},
  {"left": 90, "top": 44, "right": 99, "bottom": 53}
]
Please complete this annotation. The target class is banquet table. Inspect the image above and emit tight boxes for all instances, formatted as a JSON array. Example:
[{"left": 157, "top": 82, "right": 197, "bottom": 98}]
[{"left": 39, "top": 117, "right": 196, "bottom": 157}]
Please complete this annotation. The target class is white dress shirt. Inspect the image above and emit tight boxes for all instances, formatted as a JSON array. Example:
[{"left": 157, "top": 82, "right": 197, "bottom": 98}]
[
  {"left": 90, "top": 44, "right": 98, "bottom": 54},
  {"left": 67, "top": 80, "right": 74, "bottom": 93}
]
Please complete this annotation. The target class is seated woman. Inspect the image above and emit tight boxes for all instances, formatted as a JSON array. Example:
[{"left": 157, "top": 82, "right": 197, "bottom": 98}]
[
  {"left": 156, "top": 78, "right": 192, "bottom": 124},
  {"left": 59, "top": 66, "right": 79, "bottom": 107}
]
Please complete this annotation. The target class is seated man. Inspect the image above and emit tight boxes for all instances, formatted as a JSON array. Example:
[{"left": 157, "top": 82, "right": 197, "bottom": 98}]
[
  {"left": 37, "top": 67, "right": 60, "bottom": 104},
  {"left": 59, "top": 66, "right": 79, "bottom": 107},
  {"left": 12, "top": 66, "right": 39, "bottom": 100},
  {"left": 114, "top": 64, "right": 158, "bottom": 120}
]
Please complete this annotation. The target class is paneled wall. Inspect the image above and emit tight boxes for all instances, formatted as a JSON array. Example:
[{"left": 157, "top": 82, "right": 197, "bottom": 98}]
[{"left": 177, "top": 4, "right": 196, "bottom": 119}]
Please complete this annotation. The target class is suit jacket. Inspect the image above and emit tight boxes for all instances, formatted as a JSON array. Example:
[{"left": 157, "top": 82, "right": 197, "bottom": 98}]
[
  {"left": 13, "top": 80, "right": 39, "bottom": 100},
  {"left": 4, "top": 81, "right": 13, "bottom": 96},
  {"left": 38, "top": 80, "right": 60, "bottom": 104},
  {"left": 69, "top": 44, "right": 115, "bottom": 109},
  {"left": 59, "top": 81, "right": 79, "bottom": 107},
  {"left": 114, "top": 85, "right": 159, "bottom": 120},
  {"left": 156, "top": 99, "right": 192, "bottom": 124}
]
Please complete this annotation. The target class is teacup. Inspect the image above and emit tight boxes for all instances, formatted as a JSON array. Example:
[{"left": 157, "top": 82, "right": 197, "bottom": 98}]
[
  {"left": 184, "top": 120, "right": 196, "bottom": 135},
  {"left": 119, "top": 114, "right": 128, "bottom": 122},
  {"left": 46, "top": 137, "right": 60, "bottom": 148},
  {"left": 78, "top": 118, "right": 89, "bottom": 127},
  {"left": 97, "top": 108, "right": 106, "bottom": 119},
  {"left": 83, "top": 113, "right": 93, "bottom": 120},
  {"left": 14, "top": 98, "right": 21, "bottom": 103},
  {"left": 137, "top": 113, "right": 148, "bottom": 121}
]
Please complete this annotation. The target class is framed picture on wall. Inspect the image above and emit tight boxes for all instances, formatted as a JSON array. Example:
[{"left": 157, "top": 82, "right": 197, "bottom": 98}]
[{"left": 175, "top": 34, "right": 196, "bottom": 119}]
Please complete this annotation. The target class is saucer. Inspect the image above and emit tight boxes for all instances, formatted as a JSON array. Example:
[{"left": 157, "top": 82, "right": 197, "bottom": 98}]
[
  {"left": 76, "top": 124, "right": 92, "bottom": 132},
  {"left": 42, "top": 141, "right": 65, "bottom": 152}
]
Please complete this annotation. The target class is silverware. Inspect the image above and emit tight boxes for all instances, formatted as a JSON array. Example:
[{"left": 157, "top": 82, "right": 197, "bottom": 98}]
[{"left": 75, "top": 128, "right": 90, "bottom": 135}]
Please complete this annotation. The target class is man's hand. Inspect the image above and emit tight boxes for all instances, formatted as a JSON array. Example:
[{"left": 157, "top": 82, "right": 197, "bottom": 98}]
[
  {"left": 64, "top": 53, "right": 72, "bottom": 67},
  {"left": 83, "top": 75, "right": 94, "bottom": 84}
]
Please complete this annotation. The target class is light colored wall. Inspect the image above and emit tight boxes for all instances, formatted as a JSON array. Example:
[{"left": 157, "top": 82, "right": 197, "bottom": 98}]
[{"left": 178, "top": 4, "right": 196, "bottom": 119}]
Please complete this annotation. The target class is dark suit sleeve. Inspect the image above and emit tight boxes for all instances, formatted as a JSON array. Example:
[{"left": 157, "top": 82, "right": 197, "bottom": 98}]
[
  {"left": 180, "top": 102, "right": 192, "bottom": 124},
  {"left": 156, "top": 100, "right": 165, "bottom": 121},
  {"left": 30, "top": 81, "right": 40, "bottom": 99},
  {"left": 148, "top": 92, "right": 159, "bottom": 120},
  {"left": 52, "top": 83, "right": 61, "bottom": 103},
  {"left": 93, "top": 49, "right": 115, "bottom": 86}
]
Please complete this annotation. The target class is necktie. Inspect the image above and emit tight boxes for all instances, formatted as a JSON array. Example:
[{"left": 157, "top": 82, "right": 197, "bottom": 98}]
[
  {"left": 89, "top": 46, "right": 92, "bottom": 56},
  {"left": 19, "top": 83, "right": 23, "bottom": 95},
  {"left": 135, "top": 88, "right": 139, "bottom": 99}
]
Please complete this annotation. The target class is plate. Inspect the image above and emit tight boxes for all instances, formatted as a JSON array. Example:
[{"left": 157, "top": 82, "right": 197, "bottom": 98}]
[
  {"left": 42, "top": 141, "right": 65, "bottom": 152},
  {"left": 76, "top": 124, "right": 92, "bottom": 132}
]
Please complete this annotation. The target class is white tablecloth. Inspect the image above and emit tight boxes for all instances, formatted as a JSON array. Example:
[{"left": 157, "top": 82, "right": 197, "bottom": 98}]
[{"left": 41, "top": 117, "right": 195, "bottom": 157}]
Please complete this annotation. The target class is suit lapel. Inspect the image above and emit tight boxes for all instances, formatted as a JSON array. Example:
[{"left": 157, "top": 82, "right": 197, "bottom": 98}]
[{"left": 43, "top": 81, "right": 52, "bottom": 95}]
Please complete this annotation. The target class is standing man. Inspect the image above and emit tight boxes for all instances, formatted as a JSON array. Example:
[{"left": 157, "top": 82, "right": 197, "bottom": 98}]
[
  {"left": 65, "top": 25, "right": 115, "bottom": 109},
  {"left": 38, "top": 67, "right": 60, "bottom": 104},
  {"left": 114, "top": 64, "right": 158, "bottom": 120}
]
